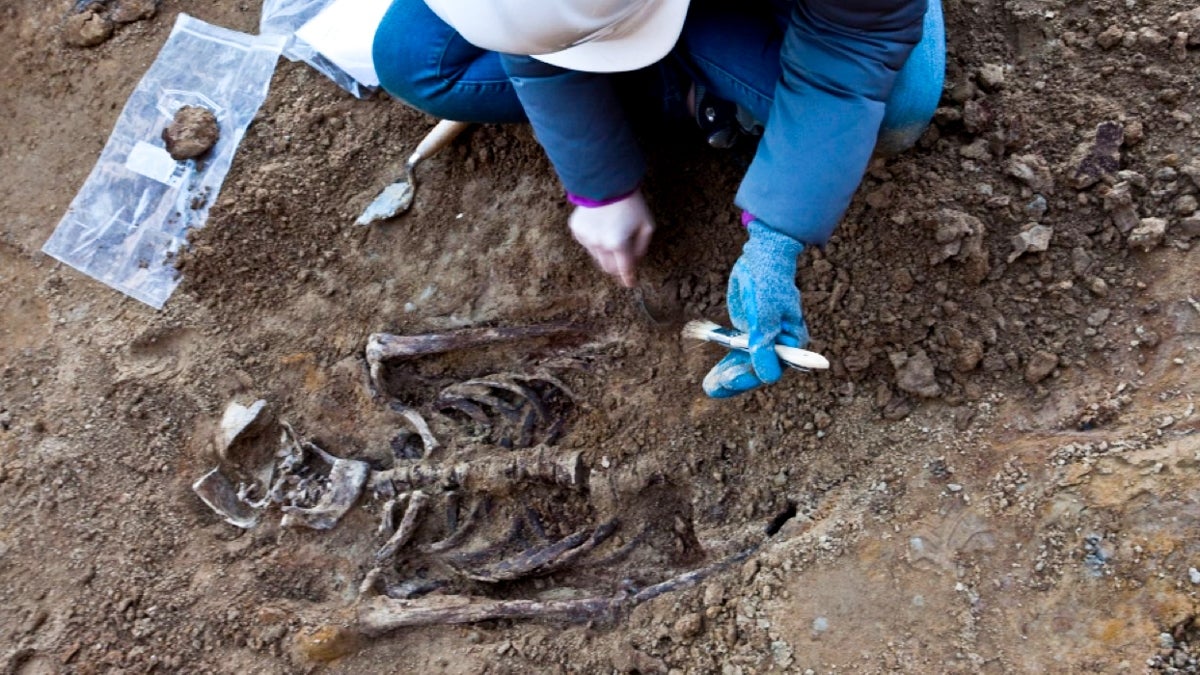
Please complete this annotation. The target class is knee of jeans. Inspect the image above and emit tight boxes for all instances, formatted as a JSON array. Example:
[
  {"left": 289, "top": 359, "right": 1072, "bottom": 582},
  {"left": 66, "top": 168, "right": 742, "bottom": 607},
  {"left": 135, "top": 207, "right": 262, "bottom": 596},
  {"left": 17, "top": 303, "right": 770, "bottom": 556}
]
[
  {"left": 878, "top": 0, "right": 945, "bottom": 154},
  {"left": 372, "top": 36, "right": 449, "bottom": 117}
]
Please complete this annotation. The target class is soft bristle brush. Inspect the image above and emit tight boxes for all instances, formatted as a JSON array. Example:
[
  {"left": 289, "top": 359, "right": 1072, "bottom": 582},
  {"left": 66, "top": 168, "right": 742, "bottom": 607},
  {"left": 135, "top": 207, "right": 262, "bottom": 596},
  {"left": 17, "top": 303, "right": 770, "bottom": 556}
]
[{"left": 681, "top": 320, "right": 830, "bottom": 371}]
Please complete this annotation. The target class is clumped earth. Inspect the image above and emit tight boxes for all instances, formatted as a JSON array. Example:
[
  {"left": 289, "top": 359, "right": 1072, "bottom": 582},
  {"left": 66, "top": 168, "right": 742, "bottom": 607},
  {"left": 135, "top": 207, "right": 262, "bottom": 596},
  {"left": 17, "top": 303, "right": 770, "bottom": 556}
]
[
  {"left": 2, "top": 0, "right": 1199, "bottom": 673},
  {"left": 162, "top": 105, "right": 219, "bottom": 161}
]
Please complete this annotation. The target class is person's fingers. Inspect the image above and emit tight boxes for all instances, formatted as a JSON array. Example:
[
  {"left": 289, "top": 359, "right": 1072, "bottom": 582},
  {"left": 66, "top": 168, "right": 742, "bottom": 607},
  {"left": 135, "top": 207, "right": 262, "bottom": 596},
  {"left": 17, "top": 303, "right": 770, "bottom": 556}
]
[
  {"left": 780, "top": 317, "right": 810, "bottom": 349},
  {"left": 594, "top": 249, "right": 620, "bottom": 278},
  {"left": 749, "top": 339, "right": 785, "bottom": 384},
  {"left": 612, "top": 242, "right": 639, "bottom": 288},
  {"left": 776, "top": 333, "right": 801, "bottom": 348},
  {"left": 632, "top": 223, "right": 653, "bottom": 259},
  {"left": 703, "top": 352, "right": 762, "bottom": 398},
  {"left": 614, "top": 255, "right": 637, "bottom": 287}
]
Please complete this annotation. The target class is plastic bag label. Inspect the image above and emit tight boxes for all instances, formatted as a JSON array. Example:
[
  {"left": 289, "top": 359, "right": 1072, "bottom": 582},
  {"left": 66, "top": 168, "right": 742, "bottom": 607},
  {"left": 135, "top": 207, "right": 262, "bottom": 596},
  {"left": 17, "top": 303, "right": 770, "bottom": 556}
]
[{"left": 125, "top": 141, "right": 186, "bottom": 187}]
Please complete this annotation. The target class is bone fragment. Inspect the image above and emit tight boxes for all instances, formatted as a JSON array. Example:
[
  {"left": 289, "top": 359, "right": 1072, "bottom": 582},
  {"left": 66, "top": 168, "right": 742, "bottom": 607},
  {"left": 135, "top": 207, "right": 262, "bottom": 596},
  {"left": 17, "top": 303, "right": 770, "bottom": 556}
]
[
  {"left": 456, "top": 528, "right": 591, "bottom": 583},
  {"left": 424, "top": 497, "right": 489, "bottom": 553},
  {"left": 367, "top": 450, "right": 584, "bottom": 495},
  {"left": 391, "top": 404, "right": 439, "bottom": 457},
  {"left": 218, "top": 399, "right": 268, "bottom": 457},
  {"left": 192, "top": 468, "right": 262, "bottom": 529},
  {"left": 378, "top": 497, "right": 398, "bottom": 537},
  {"left": 455, "top": 519, "right": 618, "bottom": 583},
  {"left": 281, "top": 445, "right": 370, "bottom": 530},
  {"left": 532, "top": 518, "right": 619, "bottom": 576},
  {"left": 359, "top": 567, "right": 384, "bottom": 597},
  {"left": 375, "top": 490, "right": 429, "bottom": 561},
  {"left": 367, "top": 324, "right": 583, "bottom": 362},
  {"left": 356, "top": 541, "right": 760, "bottom": 634},
  {"left": 357, "top": 593, "right": 619, "bottom": 633},
  {"left": 459, "top": 378, "right": 549, "bottom": 423}
]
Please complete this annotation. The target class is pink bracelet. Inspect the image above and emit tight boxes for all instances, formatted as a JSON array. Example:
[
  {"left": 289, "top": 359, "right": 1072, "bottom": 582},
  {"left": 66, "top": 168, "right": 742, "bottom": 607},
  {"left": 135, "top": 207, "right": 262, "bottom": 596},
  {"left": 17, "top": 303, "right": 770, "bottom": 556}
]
[
  {"left": 566, "top": 185, "right": 639, "bottom": 208},
  {"left": 741, "top": 210, "right": 757, "bottom": 227}
]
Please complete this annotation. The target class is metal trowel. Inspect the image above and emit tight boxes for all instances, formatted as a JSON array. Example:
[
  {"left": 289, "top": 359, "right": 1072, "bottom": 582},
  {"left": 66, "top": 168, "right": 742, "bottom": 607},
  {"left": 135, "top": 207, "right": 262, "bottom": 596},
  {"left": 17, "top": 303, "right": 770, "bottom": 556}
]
[{"left": 356, "top": 119, "right": 471, "bottom": 226}]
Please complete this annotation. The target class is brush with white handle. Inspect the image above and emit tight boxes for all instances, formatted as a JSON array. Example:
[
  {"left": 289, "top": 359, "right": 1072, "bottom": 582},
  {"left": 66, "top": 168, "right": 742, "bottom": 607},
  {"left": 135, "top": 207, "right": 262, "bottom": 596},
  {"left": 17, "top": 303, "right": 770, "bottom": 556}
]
[{"left": 681, "top": 320, "right": 830, "bottom": 371}]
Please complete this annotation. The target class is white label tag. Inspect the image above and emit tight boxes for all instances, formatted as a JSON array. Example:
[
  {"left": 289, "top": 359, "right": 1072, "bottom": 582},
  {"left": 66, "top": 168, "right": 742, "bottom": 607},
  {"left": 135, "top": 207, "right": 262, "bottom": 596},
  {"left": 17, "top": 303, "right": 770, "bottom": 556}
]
[{"left": 125, "top": 141, "right": 186, "bottom": 187}]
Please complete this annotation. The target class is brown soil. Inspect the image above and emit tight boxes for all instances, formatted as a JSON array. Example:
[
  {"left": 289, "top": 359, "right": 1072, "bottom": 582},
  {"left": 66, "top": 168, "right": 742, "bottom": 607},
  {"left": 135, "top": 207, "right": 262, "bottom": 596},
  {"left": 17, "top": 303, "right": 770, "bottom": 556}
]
[{"left": 2, "top": 0, "right": 1199, "bottom": 673}]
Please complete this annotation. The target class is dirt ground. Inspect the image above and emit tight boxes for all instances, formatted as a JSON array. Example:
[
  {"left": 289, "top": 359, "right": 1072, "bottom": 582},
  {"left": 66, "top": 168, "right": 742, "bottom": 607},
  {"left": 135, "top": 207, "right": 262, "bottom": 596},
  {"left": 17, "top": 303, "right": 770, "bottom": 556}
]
[{"left": 2, "top": 0, "right": 1200, "bottom": 672}]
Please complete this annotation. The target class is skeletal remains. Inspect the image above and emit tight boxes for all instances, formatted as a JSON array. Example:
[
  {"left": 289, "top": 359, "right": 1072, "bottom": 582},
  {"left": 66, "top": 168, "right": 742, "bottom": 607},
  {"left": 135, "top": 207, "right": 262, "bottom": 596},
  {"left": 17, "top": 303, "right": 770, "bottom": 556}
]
[{"left": 194, "top": 323, "right": 774, "bottom": 637}]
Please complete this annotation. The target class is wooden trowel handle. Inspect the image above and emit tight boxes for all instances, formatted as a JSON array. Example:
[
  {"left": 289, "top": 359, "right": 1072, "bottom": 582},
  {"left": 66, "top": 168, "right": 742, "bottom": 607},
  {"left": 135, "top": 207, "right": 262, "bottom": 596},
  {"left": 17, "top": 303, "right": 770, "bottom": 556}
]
[{"left": 408, "top": 120, "right": 471, "bottom": 166}]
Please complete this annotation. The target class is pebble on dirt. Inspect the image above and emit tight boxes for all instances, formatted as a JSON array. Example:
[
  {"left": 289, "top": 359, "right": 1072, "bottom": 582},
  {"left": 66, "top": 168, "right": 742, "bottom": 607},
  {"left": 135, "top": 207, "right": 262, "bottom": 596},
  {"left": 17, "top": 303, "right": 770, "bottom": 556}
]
[
  {"left": 1025, "top": 350, "right": 1059, "bottom": 384},
  {"left": 892, "top": 350, "right": 941, "bottom": 399},
  {"left": 63, "top": 10, "right": 114, "bottom": 47},
  {"left": 1006, "top": 154, "right": 1055, "bottom": 194},
  {"left": 927, "top": 209, "right": 989, "bottom": 284},
  {"left": 162, "top": 106, "right": 220, "bottom": 161},
  {"left": 1128, "top": 217, "right": 1169, "bottom": 251},
  {"left": 110, "top": 0, "right": 158, "bottom": 24},
  {"left": 976, "top": 63, "right": 1006, "bottom": 92},
  {"left": 1008, "top": 224, "right": 1053, "bottom": 263},
  {"left": 1070, "top": 121, "right": 1124, "bottom": 190}
]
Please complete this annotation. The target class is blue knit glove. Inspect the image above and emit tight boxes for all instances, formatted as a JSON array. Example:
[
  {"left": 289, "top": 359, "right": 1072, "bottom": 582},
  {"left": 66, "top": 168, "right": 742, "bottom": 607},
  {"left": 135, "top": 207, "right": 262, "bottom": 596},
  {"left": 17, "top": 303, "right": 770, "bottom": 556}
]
[{"left": 703, "top": 220, "right": 808, "bottom": 398}]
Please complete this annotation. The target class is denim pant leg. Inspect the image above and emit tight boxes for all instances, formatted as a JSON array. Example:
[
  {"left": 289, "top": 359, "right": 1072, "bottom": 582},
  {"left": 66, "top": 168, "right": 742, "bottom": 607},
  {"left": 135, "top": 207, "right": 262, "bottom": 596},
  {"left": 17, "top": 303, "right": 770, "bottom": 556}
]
[
  {"left": 371, "top": 0, "right": 526, "bottom": 123},
  {"left": 680, "top": 0, "right": 944, "bottom": 151},
  {"left": 678, "top": 0, "right": 787, "bottom": 126}
]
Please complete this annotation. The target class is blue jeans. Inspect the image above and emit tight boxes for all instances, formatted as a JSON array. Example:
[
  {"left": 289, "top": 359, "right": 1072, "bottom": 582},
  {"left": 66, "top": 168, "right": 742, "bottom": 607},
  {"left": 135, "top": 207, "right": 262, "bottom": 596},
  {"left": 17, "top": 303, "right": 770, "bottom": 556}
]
[{"left": 372, "top": 0, "right": 944, "bottom": 150}]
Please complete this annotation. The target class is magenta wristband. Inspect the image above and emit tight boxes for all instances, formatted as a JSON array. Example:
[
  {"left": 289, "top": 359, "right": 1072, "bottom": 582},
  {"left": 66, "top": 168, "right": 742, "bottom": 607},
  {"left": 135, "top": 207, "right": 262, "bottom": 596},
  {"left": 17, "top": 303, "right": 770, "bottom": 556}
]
[
  {"left": 566, "top": 185, "right": 639, "bottom": 208},
  {"left": 741, "top": 211, "right": 757, "bottom": 227}
]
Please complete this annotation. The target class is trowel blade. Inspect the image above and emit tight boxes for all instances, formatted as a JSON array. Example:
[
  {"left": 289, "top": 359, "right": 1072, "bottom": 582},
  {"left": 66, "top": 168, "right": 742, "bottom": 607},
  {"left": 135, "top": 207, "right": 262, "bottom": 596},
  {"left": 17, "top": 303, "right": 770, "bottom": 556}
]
[{"left": 356, "top": 180, "right": 415, "bottom": 226}]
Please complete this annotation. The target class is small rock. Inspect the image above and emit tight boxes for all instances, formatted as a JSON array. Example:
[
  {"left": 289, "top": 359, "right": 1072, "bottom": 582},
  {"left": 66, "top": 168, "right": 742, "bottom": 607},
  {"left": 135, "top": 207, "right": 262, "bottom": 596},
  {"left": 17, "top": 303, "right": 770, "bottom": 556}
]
[
  {"left": 703, "top": 583, "right": 725, "bottom": 608},
  {"left": 1071, "top": 247, "right": 1094, "bottom": 277},
  {"left": 770, "top": 640, "right": 794, "bottom": 668},
  {"left": 811, "top": 616, "right": 830, "bottom": 633},
  {"left": 977, "top": 63, "right": 1005, "bottom": 91},
  {"left": 1181, "top": 160, "right": 1200, "bottom": 190},
  {"left": 1069, "top": 121, "right": 1124, "bottom": 190},
  {"left": 926, "top": 209, "right": 989, "bottom": 283},
  {"left": 1136, "top": 27, "right": 1169, "bottom": 48},
  {"left": 1189, "top": 567, "right": 1200, "bottom": 585},
  {"left": 895, "top": 350, "right": 941, "bottom": 399},
  {"left": 1087, "top": 277, "right": 1109, "bottom": 296},
  {"left": 673, "top": 613, "right": 703, "bottom": 641},
  {"left": 1025, "top": 350, "right": 1059, "bottom": 384},
  {"left": 1176, "top": 194, "right": 1198, "bottom": 215},
  {"left": 1007, "top": 154, "right": 1055, "bottom": 193},
  {"left": 1024, "top": 195, "right": 1048, "bottom": 220},
  {"left": 959, "top": 138, "right": 990, "bottom": 160},
  {"left": 162, "top": 106, "right": 220, "bottom": 160},
  {"left": 1008, "top": 224, "right": 1053, "bottom": 263},
  {"left": 1122, "top": 121, "right": 1144, "bottom": 147},
  {"left": 1087, "top": 308, "right": 1111, "bottom": 327},
  {"left": 111, "top": 0, "right": 158, "bottom": 23},
  {"left": 294, "top": 625, "right": 360, "bottom": 663},
  {"left": 1179, "top": 216, "right": 1200, "bottom": 238},
  {"left": 63, "top": 10, "right": 114, "bottom": 47},
  {"left": 954, "top": 339, "right": 984, "bottom": 373},
  {"left": 1128, "top": 218, "right": 1168, "bottom": 251},
  {"left": 1096, "top": 25, "right": 1123, "bottom": 50},
  {"left": 962, "top": 99, "right": 992, "bottom": 134}
]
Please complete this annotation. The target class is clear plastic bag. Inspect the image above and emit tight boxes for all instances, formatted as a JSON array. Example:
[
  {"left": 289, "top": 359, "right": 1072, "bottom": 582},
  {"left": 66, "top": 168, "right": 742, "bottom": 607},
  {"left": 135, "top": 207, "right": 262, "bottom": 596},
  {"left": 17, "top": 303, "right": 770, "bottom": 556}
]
[
  {"left": 42, "top": 15, "right": 286, "bottom": 309},
  {"left": 260, "top": 0, "right": 385, "bottom": 99}
]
